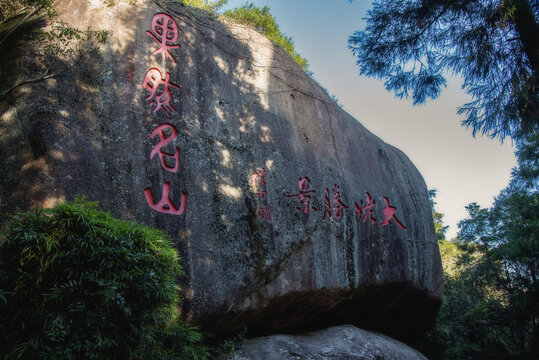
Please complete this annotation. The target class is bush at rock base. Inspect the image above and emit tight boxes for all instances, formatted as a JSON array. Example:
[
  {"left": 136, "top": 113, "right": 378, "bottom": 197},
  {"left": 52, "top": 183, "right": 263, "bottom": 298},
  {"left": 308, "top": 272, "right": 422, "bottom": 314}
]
[{"left": 0, "top": 198, "right": 208, "bottom": 360}]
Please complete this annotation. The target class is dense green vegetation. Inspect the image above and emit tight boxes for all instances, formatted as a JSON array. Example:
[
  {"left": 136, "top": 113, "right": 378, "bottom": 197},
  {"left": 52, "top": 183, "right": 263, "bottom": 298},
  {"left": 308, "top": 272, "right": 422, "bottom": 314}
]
[
  {"left": 349, "top": 0, "right": 538, "bottom": 141},
  {"left": 222, "top": 3, "right": 308, "bottom": 71},
  {"left": 0, "top": 199, "right": 209, "bottom": 359},
  {"left": 180, "top": 0, "right": 228, "bottom": 13},
  {"left": 418, "top": 133, "right": 538, "bottom": 359}
]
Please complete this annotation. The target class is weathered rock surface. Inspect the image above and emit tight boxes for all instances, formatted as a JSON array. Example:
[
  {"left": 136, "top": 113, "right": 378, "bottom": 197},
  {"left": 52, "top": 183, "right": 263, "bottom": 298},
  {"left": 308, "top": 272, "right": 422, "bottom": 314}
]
[
  {"left": 0, "top": 0, "right": 442, "bottom": 340},
  {"left": 233, "top": 325, "right": 428, "bottom": 360}
]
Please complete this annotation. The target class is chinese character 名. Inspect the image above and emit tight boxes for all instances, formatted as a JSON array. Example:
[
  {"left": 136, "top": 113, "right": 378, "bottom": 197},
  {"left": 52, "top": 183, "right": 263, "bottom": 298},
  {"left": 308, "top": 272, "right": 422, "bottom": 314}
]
[
  {"left": 146, "top": 13, "right": 181, "bottom": 63},
  {"left": 354, "top": 192, "right": 376, "bottom": 224},
  {"left": 251, "top": 168, "right": 267, "bottom": 199},
  {"left": 149, "top": 123, "right": 180, "bottom": 173},
  {"left": 142, "top": 68, "right": 180, "bottom": 117},
  {"left": 145, "top": 182, "right": 187, "bottom": 215},
  {"left": 286, "top": 177, "right": 317, "bottom": 214},
  {"left": 380, "top": 197, "right": 406, "bottom": 229}
]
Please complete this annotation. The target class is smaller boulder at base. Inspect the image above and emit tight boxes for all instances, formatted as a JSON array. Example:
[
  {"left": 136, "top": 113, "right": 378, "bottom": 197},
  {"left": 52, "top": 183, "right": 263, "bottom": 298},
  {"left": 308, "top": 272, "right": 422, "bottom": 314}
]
[{"left": 233, "top": 325, "right": 428, "bottom": 360}]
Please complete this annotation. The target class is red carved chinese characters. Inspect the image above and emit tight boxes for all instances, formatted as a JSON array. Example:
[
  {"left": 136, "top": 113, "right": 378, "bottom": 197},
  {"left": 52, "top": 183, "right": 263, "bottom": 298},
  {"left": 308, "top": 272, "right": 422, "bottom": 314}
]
[
  {"left": 284, "top": 175, "right": 406, "bottom": 228},
  {"left": 143, "top": 13, "right": 187, "bottom": 216},
  {"left": 145, "top": 182, "right": 186, "bottom": 215},
  {"left": 252, "top": 168, "right": 267, "bottom": 199},
  {"left": 143, "top": 68, "right": 180, "bottom": 117},
  {"left": 381, "top": 197, "right": 406, "bottom": 229},
  {"left": 149, "top": 123, "right": 180, "bottom": 173},
  {"left": 144, "top": 125, "right": 187, "bottom": 214},
  {"left": 323, "top": 188, "right": 332, "bottom": 219},
  {"left": 257, "top": 205, "right": 272, "bottom": 221},
  {"left": 286, "top": 177, "right": 317, "bottom": 214},
  {"left": 332, "top": 184, "right": 348, "bottom": 219},
  {"left": 146, "top": 13, "right": 181, "bottom": 63},
  {"left": 354, "top": 192, "right": 377, "bottom": 224},
  {"left": 252, "top": 168, "right": 272, "bottom": 221},
  {"left": 323, "top": 185, "right": 348, "bottom": 219}
]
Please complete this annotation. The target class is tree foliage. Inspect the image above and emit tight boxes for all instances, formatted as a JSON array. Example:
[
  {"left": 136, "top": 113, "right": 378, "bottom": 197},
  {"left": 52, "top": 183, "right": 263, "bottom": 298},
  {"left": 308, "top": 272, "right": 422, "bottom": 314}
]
[
  {"left": 223, "top": 3, "right": 309, "bottom": 71},
  {"left": 349, "top": 0, "right": 538, "bottom": 141},
  {"left": 0, "top": 199, "right": 208, "bottom": 360},
  {"left": 511, "top": 131, "right": 539, "bottom": 189},
  {"left": 179, "top": 0, "right": 228, "bottom": 14}
]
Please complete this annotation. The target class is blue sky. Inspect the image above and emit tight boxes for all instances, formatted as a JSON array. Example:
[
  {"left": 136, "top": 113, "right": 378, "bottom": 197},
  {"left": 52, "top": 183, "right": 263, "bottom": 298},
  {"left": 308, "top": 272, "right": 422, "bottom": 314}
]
[{"left": 221, "top": 0, "right": 517, "bottom": 239}]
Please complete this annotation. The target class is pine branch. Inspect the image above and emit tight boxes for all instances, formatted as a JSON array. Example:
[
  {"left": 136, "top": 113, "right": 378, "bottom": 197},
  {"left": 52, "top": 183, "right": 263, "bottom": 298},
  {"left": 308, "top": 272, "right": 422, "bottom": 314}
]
[{"left": 0, "top": 5, "right": 45, "bottom": 48}]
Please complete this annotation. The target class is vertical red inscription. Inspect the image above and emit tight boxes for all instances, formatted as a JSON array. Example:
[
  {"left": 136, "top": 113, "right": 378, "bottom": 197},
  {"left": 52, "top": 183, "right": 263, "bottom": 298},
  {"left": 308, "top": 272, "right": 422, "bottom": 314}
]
[
  {"left": 149, "top": 123, "right": 180, "bottom": 173},
  {"left": 252, "top": 168, "right": 272, "bottom": 221},
  {"left": 354, "top": 192, "right": 377, "bottom": 224},
  {"left": 143, "top": 12, "right": 187, "bottom": 216},
  {"left": 145, "top": 182, "right": 187, "bottom": 215},
  {"left": 142, "top": 68, "right": 180, "bottom": 117},
  {"left": 257, "top": 205, "right": 272, "bottom": 221},
  {"left": 381, "top": 197, "right": 406, "bottom": 229},
  {"left": 251, "top": 168, "right": 267, "bottom": 199},
  {"left": 146, "top": 13, "right": 181, "bottom": 63},
  {"left": 286, "top": 177, "right": 317, "bottom": 214}
]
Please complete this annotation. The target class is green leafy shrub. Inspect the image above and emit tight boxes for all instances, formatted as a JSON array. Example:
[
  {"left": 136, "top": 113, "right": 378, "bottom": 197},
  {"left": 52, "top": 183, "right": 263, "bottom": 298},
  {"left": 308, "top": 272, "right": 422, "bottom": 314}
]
[
  {"left": 223, "top": 3, "right": 309, "bottom": 71},
  {"left": 0, "top": 198, "right": 208, "bottom": 359},
  {"left": 179, "top": 0, "right": 228, "bottom": 13},
  {"left": 146, "top": 320, "right": 209, "bottom": 360}
]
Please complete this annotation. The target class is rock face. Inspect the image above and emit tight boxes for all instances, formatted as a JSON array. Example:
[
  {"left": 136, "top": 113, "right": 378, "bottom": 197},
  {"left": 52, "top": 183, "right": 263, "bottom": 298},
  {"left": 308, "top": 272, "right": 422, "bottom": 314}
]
[
  {"left": 0, "top": 0, "right": 442, "bottom": 341},
  {"left": 234, "top": 325, "right": 428, "bottom": 360}
]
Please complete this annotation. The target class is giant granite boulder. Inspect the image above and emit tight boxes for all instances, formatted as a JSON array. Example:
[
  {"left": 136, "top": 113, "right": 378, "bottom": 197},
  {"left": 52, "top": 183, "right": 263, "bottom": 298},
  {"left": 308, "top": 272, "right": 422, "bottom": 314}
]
[{"left": 0, "top": 0, "right": 442, "bottom": 341}]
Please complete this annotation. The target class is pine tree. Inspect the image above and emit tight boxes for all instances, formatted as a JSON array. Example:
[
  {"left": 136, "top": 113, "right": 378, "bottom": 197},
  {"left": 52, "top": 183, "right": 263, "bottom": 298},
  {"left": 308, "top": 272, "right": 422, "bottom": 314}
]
[{"left": 349, "top": 0, "right": 538, "bottom": 141}]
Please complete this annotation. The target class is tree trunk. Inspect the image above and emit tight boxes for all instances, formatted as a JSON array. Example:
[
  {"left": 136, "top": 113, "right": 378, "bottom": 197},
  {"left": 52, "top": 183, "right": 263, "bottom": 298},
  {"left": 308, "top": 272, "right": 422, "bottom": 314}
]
[{"left": 511, "top": 0, "right": 538, "bottom": 72}]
